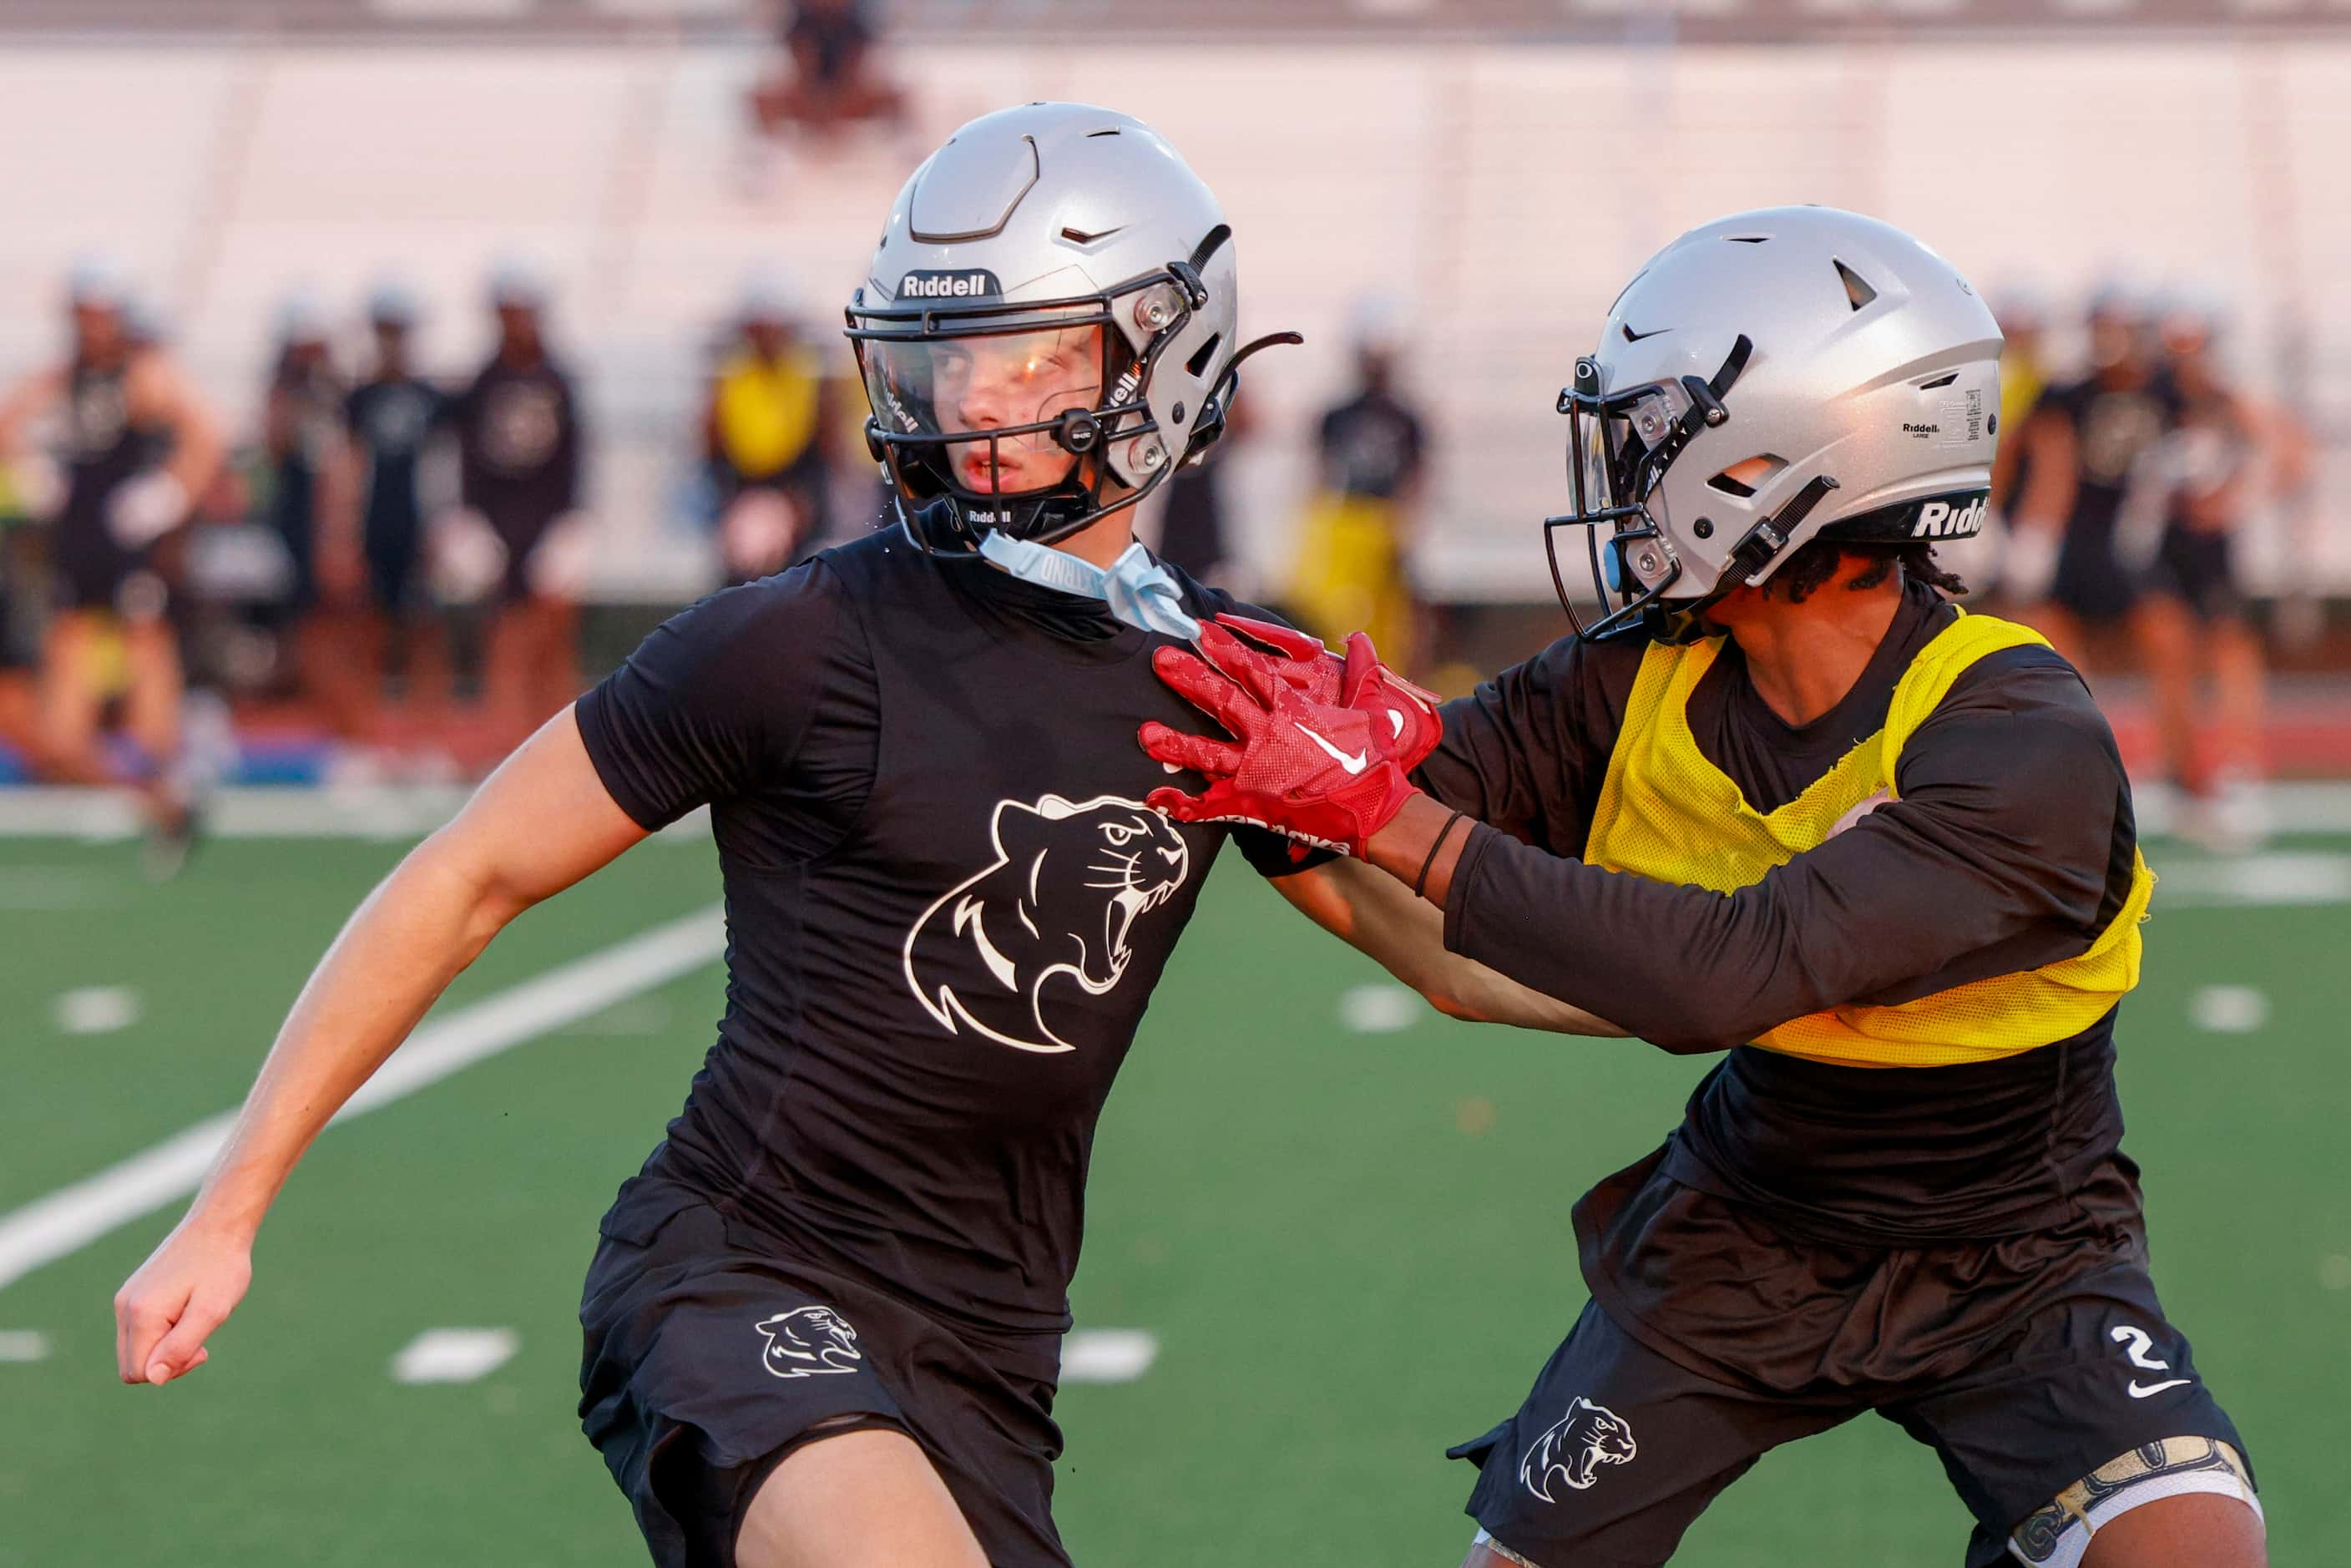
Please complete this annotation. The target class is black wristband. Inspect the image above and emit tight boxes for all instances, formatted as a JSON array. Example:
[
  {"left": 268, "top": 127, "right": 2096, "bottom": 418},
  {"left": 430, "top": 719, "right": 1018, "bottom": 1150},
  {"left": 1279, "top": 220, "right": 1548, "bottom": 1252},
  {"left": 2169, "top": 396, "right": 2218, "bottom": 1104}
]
[{"left": 1413, "top": 810, "right": 1467, "bottom": 901}]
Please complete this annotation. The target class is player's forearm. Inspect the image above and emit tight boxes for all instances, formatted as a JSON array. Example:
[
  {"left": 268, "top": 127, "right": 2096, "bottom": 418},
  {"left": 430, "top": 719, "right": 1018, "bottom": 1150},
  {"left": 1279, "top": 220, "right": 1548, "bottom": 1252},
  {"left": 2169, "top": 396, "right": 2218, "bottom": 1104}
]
[
  {"left": 1364, "top": 802, "right": 1776, "bottom": 1050},
  {"left": 186, "top": 837, "right": 520, "bottom": 1237},
  {"left": 1278, "top": 857, "right": 1623, "bottom": 1037}
]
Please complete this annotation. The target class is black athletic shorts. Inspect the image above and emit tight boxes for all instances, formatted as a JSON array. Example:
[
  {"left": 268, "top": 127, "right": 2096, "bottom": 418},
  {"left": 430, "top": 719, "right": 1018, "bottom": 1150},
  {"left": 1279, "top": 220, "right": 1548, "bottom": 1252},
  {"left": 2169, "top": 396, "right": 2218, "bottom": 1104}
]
[
  {"left": 1451, "top": 1240, "right": 2248, "bottom": 1567},
  {"left": 579, "top": 1177, "right": 1071, "bottom": 1568},
  {"left": 2150, "top": 523, "right": 2246, "bottom": 625},
  {"left": 2048, "top": 528, "right": 2143, "bottom": 626},
  {"left": 50, "top": 517, "right": 167, "bottom": 620}
]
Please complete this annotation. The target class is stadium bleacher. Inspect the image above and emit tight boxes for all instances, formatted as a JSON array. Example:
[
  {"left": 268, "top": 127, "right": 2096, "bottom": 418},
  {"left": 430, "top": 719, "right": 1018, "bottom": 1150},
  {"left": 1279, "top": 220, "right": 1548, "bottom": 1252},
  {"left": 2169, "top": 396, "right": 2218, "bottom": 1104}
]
[{"left": 0, "top": 25, "right": 2341, "bottom": 605}]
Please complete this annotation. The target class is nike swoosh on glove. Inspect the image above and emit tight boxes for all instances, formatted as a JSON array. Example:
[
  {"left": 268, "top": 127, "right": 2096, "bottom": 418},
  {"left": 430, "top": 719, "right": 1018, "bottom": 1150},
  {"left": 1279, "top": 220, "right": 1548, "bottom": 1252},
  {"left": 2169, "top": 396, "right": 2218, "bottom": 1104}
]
[
  {"left": 1137, "top": 621, "right": 1436, "bottom": 856},
  {"left": 1206, "top": 615, "right": 1445, "bottom": 772}
]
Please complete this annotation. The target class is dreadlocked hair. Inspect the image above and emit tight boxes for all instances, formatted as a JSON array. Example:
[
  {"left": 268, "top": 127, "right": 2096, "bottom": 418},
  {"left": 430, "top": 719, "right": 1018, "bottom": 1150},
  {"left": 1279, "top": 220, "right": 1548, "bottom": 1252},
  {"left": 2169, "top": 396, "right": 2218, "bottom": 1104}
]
[{"left": 1765, "top": 539, "right": 1970, "bottom": 604}]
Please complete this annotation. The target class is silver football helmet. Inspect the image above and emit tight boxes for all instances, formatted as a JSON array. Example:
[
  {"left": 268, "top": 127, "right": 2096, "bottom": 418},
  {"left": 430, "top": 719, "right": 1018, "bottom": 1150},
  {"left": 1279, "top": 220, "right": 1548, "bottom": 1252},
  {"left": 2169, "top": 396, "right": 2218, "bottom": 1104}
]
[
  {"left": 847, "top": 102, "right": 1297, "bottom": 554},
  {"left": 1549, "top": 206, "right": 2003, "bottom": 640}
]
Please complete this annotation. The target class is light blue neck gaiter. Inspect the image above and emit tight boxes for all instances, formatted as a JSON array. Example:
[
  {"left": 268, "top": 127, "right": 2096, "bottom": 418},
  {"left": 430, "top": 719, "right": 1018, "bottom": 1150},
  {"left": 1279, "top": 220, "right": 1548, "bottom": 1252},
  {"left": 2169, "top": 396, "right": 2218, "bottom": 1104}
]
[{"left": 974, "top": 531, "right": 1201, "bottom": 640}]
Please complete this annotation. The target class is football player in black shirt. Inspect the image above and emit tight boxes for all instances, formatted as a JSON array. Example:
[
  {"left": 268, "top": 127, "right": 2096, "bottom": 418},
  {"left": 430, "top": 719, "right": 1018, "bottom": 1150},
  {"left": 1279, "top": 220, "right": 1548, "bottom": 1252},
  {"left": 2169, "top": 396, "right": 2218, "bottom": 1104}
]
[
  {"left": 443, "top": 264, "right": 586, "bottom": 727},
  {"left": 1291, "top": 298, "right": 1429, "bottom": 665},
  {"left": 109, "top": 104, "right": 1590, "bottom": 1568},
  {"left": 1146, "top": 210, "right": 2263, "bottom": 1568},
  {"left": 2135, "top": 296, "right": 2272, "bottom": 850},
  {"left": 0, "top": 259, "right": 224, "bottom": 875},
  {"left": 258, "top": 294, "right": 354, "bottom": 722},
  {"left": 2005, "top": 286, "right": 2194, "bottom": 678},
  {"left": 343, "top": 281, "right": 445, "bottom": 704}
]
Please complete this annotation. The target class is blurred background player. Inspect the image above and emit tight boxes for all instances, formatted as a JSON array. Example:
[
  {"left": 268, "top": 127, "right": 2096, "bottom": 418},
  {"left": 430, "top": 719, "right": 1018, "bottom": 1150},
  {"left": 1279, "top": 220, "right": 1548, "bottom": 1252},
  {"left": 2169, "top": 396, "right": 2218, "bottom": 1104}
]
[
  {"left": 1981, "top": 283, "right": 2055, "bottom": 602},
  {"left": 2008, "top": 285, "right": 2192, "bottom": 670},
  {"left": 750, "top": 0, "right": 908, "bottom": 140},
  {"left": 0, "top": 463, "right": 42, "bottom": 760},
  {"left": 442, "top": 262, "right": 586, "bottom": 738},
  {"left": 0, "top": 259, "right": 224, "bottom": 873},
  {"left": 342, "top": 281, "right": 445, "bottom": 706},
  {"left": 258, "top": 291, "right": 356, "bottom": 722},
  {"left": 1287, "top": 296, "right": 1428, "bottom": 671},
  {"left": 2134, "top": 296, "right": 2271, "bottom": 848},
  {"left": 703, "top": 273, "right": 833, "bottom": 584}
]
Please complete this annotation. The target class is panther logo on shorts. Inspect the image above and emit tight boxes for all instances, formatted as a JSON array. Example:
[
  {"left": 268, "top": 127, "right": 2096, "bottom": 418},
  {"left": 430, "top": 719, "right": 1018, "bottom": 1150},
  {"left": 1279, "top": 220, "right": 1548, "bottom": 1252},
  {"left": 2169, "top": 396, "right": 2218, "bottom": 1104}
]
[
  {"left": 1519, "top": 1397, "right": 1638, "bottom": 1501},
  {"left": 755, "top": 1306, "right": 863, "bottom": 1379}
]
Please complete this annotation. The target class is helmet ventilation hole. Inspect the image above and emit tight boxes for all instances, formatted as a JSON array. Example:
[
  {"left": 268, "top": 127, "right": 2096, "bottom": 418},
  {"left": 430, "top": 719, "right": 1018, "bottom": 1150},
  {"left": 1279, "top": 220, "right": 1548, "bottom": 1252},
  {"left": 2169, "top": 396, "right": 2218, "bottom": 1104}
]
[
  {"left": 1726, "top": 235, "right": 1770, "bottom": 244},
  {"left": 1186, "top": 332, "right": 1224, "bottom": 378},
  {"left": 1085, "top": 128, "right": 1123, "bottom": 138},
  {"left": 1833, "top": 259, "right": 1878, "bottom": 311},
  {"left": 1706, "top": 455, "right": 1787, "bottom": 498},
  {"left": 1918, "top": 371, "right": 1959, "bottom": 390}
]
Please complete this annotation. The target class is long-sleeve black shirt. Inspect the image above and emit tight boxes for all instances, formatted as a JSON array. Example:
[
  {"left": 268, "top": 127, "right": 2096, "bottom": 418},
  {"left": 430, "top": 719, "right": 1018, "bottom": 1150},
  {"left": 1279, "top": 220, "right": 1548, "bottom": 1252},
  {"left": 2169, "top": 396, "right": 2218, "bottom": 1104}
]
[{"left": 1415, "top": 585, "right": 2141, "bottom": 1245}]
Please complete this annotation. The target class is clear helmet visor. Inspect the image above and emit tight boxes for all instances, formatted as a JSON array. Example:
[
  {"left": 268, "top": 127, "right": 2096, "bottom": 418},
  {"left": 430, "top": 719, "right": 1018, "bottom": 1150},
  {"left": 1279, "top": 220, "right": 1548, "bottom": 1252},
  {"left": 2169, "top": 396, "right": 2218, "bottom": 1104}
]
[{"left": 859, "top": 320, "right": 1110, "bottom": 498}]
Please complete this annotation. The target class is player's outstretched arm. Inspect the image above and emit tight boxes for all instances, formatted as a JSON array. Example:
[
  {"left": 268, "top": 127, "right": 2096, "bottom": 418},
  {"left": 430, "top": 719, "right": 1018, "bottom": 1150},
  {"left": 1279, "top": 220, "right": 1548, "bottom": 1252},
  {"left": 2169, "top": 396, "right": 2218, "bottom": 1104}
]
[
  {"left": 114, "top": 708, "right": 647, "bottom": 1388},
  {"left": 1272, "top": 857, "right": 1624, "bottom": 1037}
]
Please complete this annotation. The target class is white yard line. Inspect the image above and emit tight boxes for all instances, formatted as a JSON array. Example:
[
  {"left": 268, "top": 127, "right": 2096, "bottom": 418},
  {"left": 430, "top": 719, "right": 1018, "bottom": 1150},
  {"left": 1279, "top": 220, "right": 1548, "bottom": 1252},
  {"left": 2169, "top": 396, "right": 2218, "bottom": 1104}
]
[
  {"left": 0, "top": 906, "right": 726, "bottom": 1295},
  {"left": 0, "top": 786, "right": 710, "bottom": 841},
  {"left": 2153, "top": 852, "right": 2351, "bottom": 908},
  {"left": 1061, "top": 1328, "right": 1160, "bottom": 1384},
  {"left": 390, "top": 1327, "right": 521, "bottom": 1385}
]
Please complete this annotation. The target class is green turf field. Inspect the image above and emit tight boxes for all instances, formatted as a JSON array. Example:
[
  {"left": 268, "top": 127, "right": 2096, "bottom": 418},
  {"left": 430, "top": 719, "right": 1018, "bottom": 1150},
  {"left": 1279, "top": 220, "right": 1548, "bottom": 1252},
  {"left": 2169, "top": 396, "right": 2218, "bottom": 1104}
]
[{"left": 1, "top": 829, "right": 2343, "bottom": 1566}]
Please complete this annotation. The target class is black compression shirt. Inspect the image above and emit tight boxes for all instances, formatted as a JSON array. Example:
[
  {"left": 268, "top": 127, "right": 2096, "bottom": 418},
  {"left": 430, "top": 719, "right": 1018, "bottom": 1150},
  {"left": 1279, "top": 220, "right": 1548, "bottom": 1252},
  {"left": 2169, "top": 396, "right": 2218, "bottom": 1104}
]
[
  {"left": 578, "top": 529, "right": 1301, "bottom": 1337},
  {"left": 1416, "top": 584, "right": 2140, "bottom": 1242}
]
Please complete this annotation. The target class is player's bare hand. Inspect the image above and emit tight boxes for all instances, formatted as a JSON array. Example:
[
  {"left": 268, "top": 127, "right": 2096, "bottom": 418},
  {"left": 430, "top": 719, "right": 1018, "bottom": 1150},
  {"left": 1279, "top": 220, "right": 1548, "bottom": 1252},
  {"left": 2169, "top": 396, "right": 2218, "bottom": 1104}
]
[{"left": 113, "top": 1217, "right": 253, "bottom": 1386}]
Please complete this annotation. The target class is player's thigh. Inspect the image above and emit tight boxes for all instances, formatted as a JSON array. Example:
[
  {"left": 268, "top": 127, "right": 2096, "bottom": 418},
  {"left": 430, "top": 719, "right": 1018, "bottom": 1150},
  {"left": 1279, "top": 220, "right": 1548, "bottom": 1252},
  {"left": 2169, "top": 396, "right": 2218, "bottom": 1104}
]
[
  {"left": 119, "top": 619, "right": 182, "bottom": 753},
  {"left": 1454, "top": 1299, "right": 1854, "bottom": 1568},
  {"left": 2127, "top": 593, "right": 2197, "bottom": 673},
  {"left": 34, "top": 615, "right": 102, "bottom": 751},
  {"left": 736, "top": 1424, "right": 988, "bottom": 1568},
  {"left": 2076, "top": 1489, "right": 2265, "bottom": 1568},
  {"left": 1885, "top": 1263, "right": 2257, "bottom": 1568}
]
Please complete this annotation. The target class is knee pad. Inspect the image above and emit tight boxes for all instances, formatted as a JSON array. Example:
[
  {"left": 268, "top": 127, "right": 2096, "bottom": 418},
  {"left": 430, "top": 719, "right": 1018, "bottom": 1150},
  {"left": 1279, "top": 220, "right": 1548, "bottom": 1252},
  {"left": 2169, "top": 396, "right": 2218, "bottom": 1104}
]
[{"left": 2008, "top": 1436, "right": 2261, "bottom": 1567}]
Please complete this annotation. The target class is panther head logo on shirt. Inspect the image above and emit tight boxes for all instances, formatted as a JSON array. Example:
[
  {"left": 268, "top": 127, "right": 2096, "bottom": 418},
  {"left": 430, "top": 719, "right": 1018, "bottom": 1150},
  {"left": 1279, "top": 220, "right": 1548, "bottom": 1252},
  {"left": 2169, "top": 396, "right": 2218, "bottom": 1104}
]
[
  {"left": 902, "top": 795, "right": 1191, "bottom": 1055},
  {"left": 1519, "top": 1397, "right": 1639, "bottom": 1502},
  {"left": 755, "top": 1305, "right": 862, "bottom": 1379}
]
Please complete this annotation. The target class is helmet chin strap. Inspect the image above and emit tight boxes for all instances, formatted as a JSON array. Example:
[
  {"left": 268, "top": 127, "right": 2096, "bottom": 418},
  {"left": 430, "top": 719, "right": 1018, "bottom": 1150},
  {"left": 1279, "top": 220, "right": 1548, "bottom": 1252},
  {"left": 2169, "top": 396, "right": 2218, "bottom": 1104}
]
[{"left": 974, "top": 529, "right": 1200, "bottom": 639}]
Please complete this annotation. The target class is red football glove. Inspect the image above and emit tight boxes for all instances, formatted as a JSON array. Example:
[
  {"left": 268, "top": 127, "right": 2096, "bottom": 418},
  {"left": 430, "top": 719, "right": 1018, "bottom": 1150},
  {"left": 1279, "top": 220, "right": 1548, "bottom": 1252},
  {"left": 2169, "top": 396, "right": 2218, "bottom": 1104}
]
[
  {"left": 1204, "top": 615, "right": 1444, "bottom": 771},
  {"left": 1138, "top": 620, "right": 1440, "bottom": 856}
]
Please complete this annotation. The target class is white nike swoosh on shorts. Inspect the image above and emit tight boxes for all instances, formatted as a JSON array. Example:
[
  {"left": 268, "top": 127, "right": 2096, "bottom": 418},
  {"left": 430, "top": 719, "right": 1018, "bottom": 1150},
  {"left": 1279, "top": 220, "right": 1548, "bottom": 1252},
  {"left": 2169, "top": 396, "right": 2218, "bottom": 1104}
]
[{"left": 2127, "top": 1378, "right": 2192, "bottom": 1399}]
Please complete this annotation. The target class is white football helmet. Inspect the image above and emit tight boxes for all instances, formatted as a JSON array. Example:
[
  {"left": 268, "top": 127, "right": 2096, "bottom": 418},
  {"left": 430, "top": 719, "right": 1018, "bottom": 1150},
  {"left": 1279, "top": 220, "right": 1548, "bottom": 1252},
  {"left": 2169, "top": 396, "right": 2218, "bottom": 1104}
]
[
  {"left": 846, "top": 102, "right": 1296, "bottom": 554},
  {"left": 1550, "top": 206, "right": 2003, "bottom": 640}
]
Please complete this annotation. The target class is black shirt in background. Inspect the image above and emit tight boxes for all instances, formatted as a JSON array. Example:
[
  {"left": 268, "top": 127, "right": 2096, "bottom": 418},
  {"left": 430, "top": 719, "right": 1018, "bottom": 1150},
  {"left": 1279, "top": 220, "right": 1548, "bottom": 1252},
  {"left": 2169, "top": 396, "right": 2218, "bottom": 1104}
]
[
  {"left": 2041, "top": 373, "right": 2180, "bottom": 546},
  {"left": 1416, "top": 584, "right": 2140, "bottom": 1243},
  {"left": 447, "top": 355, "right": 580, "bottom": 526},
  {"left": 346, "top": 375, "right": 443, "bottom": 536},
  {"left": 1317, "top": 389, "right": 1425, "bottom": 501}
]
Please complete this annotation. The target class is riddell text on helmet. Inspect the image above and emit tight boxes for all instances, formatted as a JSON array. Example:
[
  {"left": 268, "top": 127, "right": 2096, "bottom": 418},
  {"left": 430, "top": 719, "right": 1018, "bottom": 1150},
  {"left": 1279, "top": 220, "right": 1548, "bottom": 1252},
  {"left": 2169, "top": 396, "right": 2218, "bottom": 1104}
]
[
  {"left": 1911, "top": 494, "right": 1986, "bottom": 539},
  {"left": 898, "top": 270, "right": 1001, "bottom": 299}
]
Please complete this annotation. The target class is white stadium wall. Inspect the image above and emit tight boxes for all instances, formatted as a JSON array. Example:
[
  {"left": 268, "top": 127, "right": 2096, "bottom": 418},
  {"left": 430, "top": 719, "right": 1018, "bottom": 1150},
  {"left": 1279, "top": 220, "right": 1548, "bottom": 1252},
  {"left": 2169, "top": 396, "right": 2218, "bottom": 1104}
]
[{"left": 0, "top": 35, "right": 2341, "bottom": 603}]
